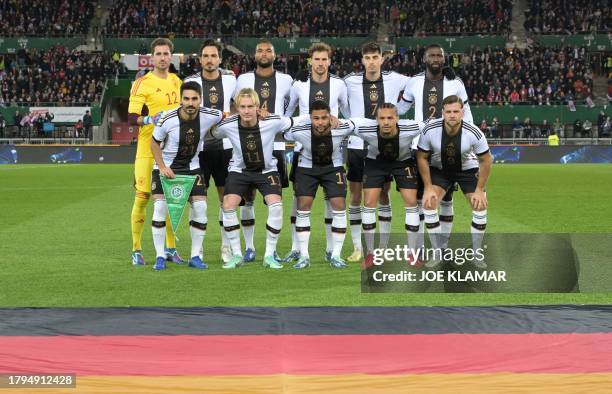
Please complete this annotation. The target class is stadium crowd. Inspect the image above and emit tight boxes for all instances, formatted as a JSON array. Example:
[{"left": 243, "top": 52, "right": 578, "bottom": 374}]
[
  {"left": 389, "top": 0, "right": 513, "bottom": 36},
  {"left": 524, "top": 0, "right": 610, "bottom": 34},
  {"left": 104, "top": 0, "right": 379, "bottom": 37},
  {"left": 0, "top": 0, "right": 94, "bottom": 36},
  {"left": 0, "top": 46, "right": 125, "bottom": 107},
  {"left": 459, "top": 45, "right": 594, "bottom": 105}
]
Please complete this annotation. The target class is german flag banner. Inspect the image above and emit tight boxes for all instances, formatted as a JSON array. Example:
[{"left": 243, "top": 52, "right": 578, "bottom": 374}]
[{"left": 1, "top": 306, "right": 611, "bottom": 393}]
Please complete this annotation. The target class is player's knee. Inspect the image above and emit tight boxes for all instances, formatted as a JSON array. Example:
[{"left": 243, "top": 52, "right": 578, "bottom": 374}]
[
  {"left": 191, "top": 200, "right": 207, "bottom": 223},
  {"left": 135, "top": 191, "right": 150, "bottom": 205},
  {"left": 266, "top": 202, "right": 283, "bottom": 233},
  {"left": 152, "top": 199, "right": 167, "bottom": 222},
  {"left": 471, "top": 210, "right": 487, "bottom": 231},
  {"left": 331, "top": 210, "right": 347, "bottom": 231}
]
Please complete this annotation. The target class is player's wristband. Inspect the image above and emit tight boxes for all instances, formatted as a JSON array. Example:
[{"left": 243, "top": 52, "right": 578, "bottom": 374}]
[{"left": 142, "top": 115, "right": 154, "bottom": 125}]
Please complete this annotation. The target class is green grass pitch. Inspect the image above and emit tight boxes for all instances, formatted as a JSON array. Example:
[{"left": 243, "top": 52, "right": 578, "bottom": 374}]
[{"left": 1, "top": 163, "right": 611, "bottom": 307}]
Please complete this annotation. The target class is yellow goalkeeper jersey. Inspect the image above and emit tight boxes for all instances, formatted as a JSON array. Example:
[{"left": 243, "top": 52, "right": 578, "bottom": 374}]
[{"left": 128, "top": 72, "right": 182, "bottom": 159}]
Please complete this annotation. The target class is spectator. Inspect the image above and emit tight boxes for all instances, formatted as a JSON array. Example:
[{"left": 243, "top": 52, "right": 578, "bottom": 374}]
[
  {"left": 548, "top": 131, "right": 559, "bottom": 146},
  {"left": 74, "top": 119, "right": 83, "bottom": 138},
  {"left": 0, "top": 113, "right": 5, "bottom": 138},
  {"left": 602, "top": 116, "right": 611, "bottom": 137},
  {"left": 490, "top": 117, "right": 499, "bottom": 138},
  {"left": 523, "top": 117, "right": 532, "bottom": 139},
  {"left": 512, "top": 116, "right": 523, "bottom": 138},
  {"left": 553, "top": 117, "right": 564, "bottom": 137},
  {"left": 597, "top": 110, "right": 606, "bottom": 136},
  {"left": 13, "top": 111, "right": 23, "bottom": 136},
  {"left": 541, "top": 119, "right": 551, "bottom": 136},
  {"left": 479, "top": 119, "right": 489, "bottom": 136},
  {"left": 582, "top": 119, "right": 592, "bottom": 137},
  {"left": 83, "top": 110, "right": 92, "bottom": 139},
  {"left": 573, "top": 119, "right": 583, "bottom": 137}
]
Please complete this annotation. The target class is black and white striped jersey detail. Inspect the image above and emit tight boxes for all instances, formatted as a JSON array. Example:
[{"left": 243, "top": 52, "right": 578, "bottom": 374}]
[
  {"left": 283, "top": 120, "right": 354, "bottom": 168},
  {"left": 152, "top": 106, "right": 224, "bottom": 171},
  {"left": 212, "top": 115, "right": 306, "bottom": 174},
  {"left": 417, "top": 120, "right": 490, "bottom": 171},
  {"left": 398, "top": 73, "right": 473, "bottom": 123},
  {"left": 350, "top": 118, "right": 421, "bottom": 161}
]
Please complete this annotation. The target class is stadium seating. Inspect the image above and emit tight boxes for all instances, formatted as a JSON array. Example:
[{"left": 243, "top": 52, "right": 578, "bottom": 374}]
[
  {"left": 524, "top": 0, "right": 610, "bottom": 34},
  {"left": 0, "top": 0, "right": 94, "bottom": 36},
  {"left": 0, "top": 47, "right": 124, "bottom": 106},
  {"left": 390, "top": 0, "right": 513, "bottom": 36},
  {"left": 104, "top": 0, "right": 380, "bottom": 37},
  {"left": 460, "top": 46, "right": 594, "bottom": 105}
]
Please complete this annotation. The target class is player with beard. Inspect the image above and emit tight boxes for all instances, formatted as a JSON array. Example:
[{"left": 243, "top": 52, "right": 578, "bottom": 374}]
[
  {"left": 398, "top": 44, "right": 473, "bottom": 251},
  {"left": 417, "top": 95, "right": 491, "bottom": 269},
  {"left": 184, "top": 39, "right": 237, "bottom": 264},
  {"left": 149, "top": 82, "right": 225, "bottom": 271},
  {"left": 235, "top": 40, "right": 293, "bottom": 263}
]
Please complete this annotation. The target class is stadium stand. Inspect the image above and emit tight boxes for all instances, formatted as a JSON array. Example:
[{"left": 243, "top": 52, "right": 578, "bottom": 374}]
[
  {"left": 390, "top": 0, "right": 513, "bottom": 36},
  {"left": 0, "top": 47, "right": 125, "bottom": 106},
  {"left": 524, "top": 0, "right": 610, "bottom": 34},
  {"left": 460, "top": 45, "right": 594, "bottom": 105},
  {"left": 104, "top": 0, "right": 380, "bottom": 37},
  {"left": 0, "top": 0, "right": 94, "bottom": 36}
]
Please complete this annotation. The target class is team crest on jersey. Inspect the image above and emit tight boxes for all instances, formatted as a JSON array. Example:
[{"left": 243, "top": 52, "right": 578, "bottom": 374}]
[
  {"left": 260, "top": 87, "right": 270, "bottom": 99},
  {"left": 246, "top": 134, "right": 257, "bottom": 151},
  {"left": 445, "top": 142, "right": 456, "bottom": 164},
  {"left": 315, "top": 90, "right": 324, "bottom": 101},
  {"left": 209, "top": 86, "right": 219, "bottom": 104},
  {"left": 382, "top": 142, "right": 394, "bottom": 156},
  {"left": 428, "top": 87, "right": 438, "bottom": 105},
  {"left": 186, "top": 128, "right": 195, "bottom": 144},
  {"left": 369, "top": 87, "right": 379, "bottom": 102},
  {"left": 316, "top": 142, "right": 329, "bottom": 161}
]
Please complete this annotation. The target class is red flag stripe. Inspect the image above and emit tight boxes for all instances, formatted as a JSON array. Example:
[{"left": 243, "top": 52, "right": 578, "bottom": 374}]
[{"left": 1, "top": 333, "right": 611, "bottom": 376}]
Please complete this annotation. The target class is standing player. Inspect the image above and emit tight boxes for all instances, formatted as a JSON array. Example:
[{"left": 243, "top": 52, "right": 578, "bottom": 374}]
[
  {"left": 211, "top": 88, "right": 303, "bottom": 269},
  {"left": 283, "top": 42, "right": 350, "bottom": 264},
  {"left": 183, "top": 39, "right": 236, "bottom": 263},
  {"left": 235, "top": 39, "right": 293, "bottom": 263},
  {"left": 344, "top": 42, "right": 410, "bottom": 263},
  {"left": 149, "top": 81, "right": 224, "bottom": 270},
  {"left": 128, "top": 38, "right": 182, "bottom": 266},
  {"left": 416, "top": 95, "right": 491, "bottom": 269},
  {"left": 282, "top": 101, "right": 353, "bottom": 269},
  {"left": 348, "top": 104, "right": 421, "bottom": 268},
  {"left": 398, "top": 44, "right": 474, "bottom": 250}
]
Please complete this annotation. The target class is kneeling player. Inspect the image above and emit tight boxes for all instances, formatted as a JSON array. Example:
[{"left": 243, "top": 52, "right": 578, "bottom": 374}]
[
  {"left": 283, "top": 100, "right": 353, "bottom": 269},
  {"left": 211, "top": 88, "right": 303, "bottom": 269},
  {"left": 349, "top": 104, "right": 422, "bottom": 268},
  {"left": 416, "top": 95, "right": 492, "bottom": 269},
  {"left": 150, "top": 81, "right": 224, "bottom": 270}
]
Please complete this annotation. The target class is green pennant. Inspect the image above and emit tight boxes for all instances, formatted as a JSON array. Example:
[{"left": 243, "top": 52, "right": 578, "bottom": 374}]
[{"left": 160, "top": 174, "right": 197, "bottom": 235}]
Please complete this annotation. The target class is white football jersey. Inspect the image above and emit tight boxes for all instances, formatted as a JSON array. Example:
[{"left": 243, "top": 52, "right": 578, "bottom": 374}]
[{"left": 152, "top": 107, "right": 224, "bottom": 171}]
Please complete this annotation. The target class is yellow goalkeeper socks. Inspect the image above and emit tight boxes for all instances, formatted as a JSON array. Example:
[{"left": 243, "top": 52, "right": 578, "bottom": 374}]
[{"left": 131, "top": 192, "right": 150, "bottom": 251}]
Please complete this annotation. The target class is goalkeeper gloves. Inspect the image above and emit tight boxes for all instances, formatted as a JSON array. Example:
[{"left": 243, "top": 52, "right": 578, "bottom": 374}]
[{"left": 143, "top": 111, "right": 164, "bottom": 125}]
